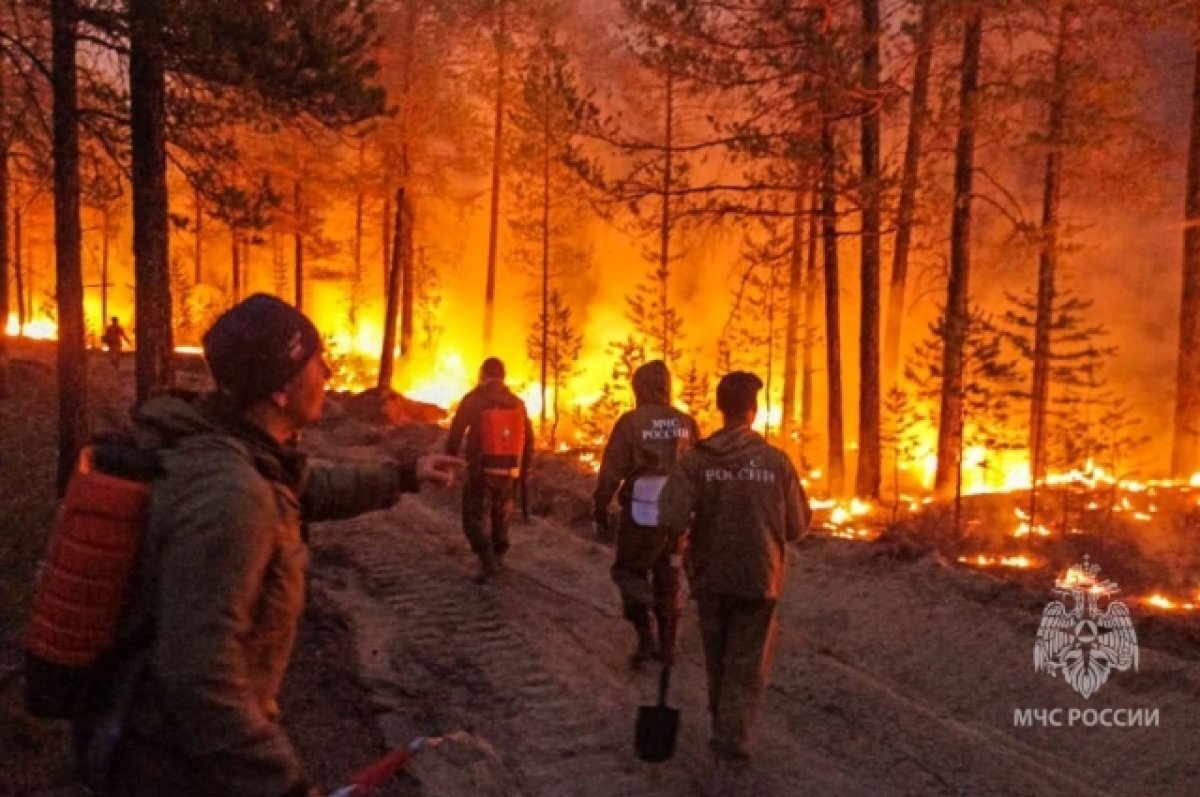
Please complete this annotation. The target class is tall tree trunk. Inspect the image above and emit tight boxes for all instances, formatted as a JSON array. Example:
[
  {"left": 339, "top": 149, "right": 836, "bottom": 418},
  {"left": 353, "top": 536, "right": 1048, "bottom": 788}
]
[
  {"left": 855, "top": 0, "right": 883, "bottom": 498},
  {"left": 822, "top": 118, "right": 845, "bottom": 495},
  {"left": 659, "top": 66, "right": 675, "bottom": 366},
  {"left": 1030, "top": 7, "right": 1070, "bottom": 504},
  {"left": 353, "top": 143, "right": 364, "bottom": 326},
  {"left": 293, "top": 180, "right": 304, "bottom": 310},
  {"left": 52, "top": 0, "right": 88, "bottom": 492},
  {"left": 379, "top": 187, "right": 406, "bottom": 390},
  {"left": 801, "top": 180, "right": 820, "bottom": 467},
  {"left": 884, "top": 0, "right": 935, "bottom": 389},
  {"left": 482, "top": 0, "right": 506, "bottom": 349},
  {"left": 933, "top": 12, "right": 983, "bottom": 500},
  {"left": 193, "top": 183, "right": 202, "bottom": 285},
  {"left": 399, "top": 197, "right": 414, "bottom": 359},
  {"left": 382, "top": 188, "right": 392, "bottom": 291},
  {"left": 14, "top": 203, "right": 23, "bottom": 328},
  {"left": 101, "top": 205, "right": 109, "bottom": 324},
  {"left": 231, "top": 231, "right": 240, "bottom": 302},
  {"left": 0, "top": 143, "right": 9, "bottom": 399},
  {"left": 781, "top": 185, "right": 805, "bottom": 454},
  {"left": 130, "top": 0, "right": 173, "bottom": 403},
  {"left": 540, "top": 91, "right": 551, "bottom": 433},
  {"left": 1174, "top": 42, "right": 1200, "bottom": 477}
]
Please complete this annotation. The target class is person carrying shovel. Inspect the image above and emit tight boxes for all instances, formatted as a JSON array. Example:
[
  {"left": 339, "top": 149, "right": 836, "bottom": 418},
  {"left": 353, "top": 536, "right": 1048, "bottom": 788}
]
[
  {"left": 658, "top": 371, "right": 810, "bottom": 765},
  {"left": 593, "top": 360, "right": 699, "bottom": 667}
]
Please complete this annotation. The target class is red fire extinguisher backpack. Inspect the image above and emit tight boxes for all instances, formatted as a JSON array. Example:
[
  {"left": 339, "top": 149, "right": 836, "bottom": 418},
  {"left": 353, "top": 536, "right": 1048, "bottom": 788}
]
[
  {"left": 478, "top": 407, "right": 526, "bottom": 475},
  {"left": 24, "top": 435, "right": 159, "bottom": 719}
]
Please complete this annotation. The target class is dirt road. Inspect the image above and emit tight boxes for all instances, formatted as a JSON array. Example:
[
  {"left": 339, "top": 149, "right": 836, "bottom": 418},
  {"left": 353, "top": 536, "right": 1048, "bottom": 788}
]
[{"left": 309, "top": 446, "right": 1199, "bottom": 797}]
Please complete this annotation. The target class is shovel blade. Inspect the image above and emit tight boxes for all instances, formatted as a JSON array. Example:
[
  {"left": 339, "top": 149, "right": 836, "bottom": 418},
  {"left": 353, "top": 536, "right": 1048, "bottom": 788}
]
[{"left": 635, "top": 704, "right": 680, "bottom": 763}]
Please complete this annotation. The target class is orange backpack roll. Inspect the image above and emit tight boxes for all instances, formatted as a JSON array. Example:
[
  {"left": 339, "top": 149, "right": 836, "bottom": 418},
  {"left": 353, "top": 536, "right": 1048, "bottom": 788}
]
[
  {"left": 479, "top": 407, "right": 525, "bottom": 475},
  {"left": 25, "top": 438, "right": 158, "bottom": 719}
]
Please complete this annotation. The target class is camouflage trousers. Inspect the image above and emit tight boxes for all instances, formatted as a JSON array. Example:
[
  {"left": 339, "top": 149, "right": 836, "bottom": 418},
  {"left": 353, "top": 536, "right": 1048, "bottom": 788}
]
[
  {"left": 695, "top": 593, "right": 779, "bottom": 760},
  {"left": 462, "top": 470, "right": 515, "bottom": 557},
  {"left": 610, "top": 513, "right": 681, "bottom": 629}
]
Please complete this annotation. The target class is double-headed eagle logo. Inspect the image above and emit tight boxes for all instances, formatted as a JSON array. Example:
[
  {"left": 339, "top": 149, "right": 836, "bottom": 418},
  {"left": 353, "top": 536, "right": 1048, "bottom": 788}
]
[{"left": 1034, "top": 555, "right": 1138, "bottom": 699}]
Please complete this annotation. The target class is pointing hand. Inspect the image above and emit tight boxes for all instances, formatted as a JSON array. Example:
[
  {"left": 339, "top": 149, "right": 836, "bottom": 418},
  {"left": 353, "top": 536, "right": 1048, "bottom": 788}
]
[{"left": 416, "top": 454, "right": 466, "bottom": 487}]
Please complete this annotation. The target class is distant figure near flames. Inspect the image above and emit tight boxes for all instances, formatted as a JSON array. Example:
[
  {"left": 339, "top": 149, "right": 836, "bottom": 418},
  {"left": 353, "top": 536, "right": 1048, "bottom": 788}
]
[
  {"left": 101, "top": 316, "right": 131, "bottom": 369},
  {"left": 445, "top": 357, "right": 535, "bottom": 584},
  {"left": 80, "top": 294, "right": 464, "bottom": 797},
  {"left": 593, "top": 360, "right": 699, "bottom": 667},
  {"left": 659, "top": 371, "right": 811, "bottom": 767}
]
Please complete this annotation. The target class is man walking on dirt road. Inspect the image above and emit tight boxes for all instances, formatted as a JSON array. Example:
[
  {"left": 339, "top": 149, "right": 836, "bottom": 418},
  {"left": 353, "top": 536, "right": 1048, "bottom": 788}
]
[
  {"left": 593, "top": 360, "right": 699, "bottom": 666},
  {"left": 84, "top": 294, "right": 464, "bottom": 797},
  {"left": 445, "top": 357, "right": 535, "bottom": 584},
  {"left": 659, "top": 371, "right": 810, "bottom": 764}
]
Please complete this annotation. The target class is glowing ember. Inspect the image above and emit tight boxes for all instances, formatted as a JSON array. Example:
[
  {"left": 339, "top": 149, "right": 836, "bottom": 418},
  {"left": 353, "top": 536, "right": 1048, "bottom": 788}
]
[
  {"left": 1142, "top": 592, "right": 1199, "bottom": 611},
  {"left": 958, "top": 554, "right": 1038, "bottom": 569}
]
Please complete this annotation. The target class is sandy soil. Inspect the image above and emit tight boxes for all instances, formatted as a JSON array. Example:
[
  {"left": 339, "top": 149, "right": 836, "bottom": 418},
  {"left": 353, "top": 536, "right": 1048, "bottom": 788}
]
[
  {"left": 305, "top": 429, "right": 1200, "bottom": 797},
  {"left": 3, "top": 347, "right": 1197, "bottom": 796}
]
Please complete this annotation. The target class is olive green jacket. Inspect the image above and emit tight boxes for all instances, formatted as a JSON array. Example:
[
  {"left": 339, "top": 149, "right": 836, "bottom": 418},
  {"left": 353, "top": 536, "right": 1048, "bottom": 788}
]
[
  {"left": 115, "top": 395, "right": 415, "bottom": 797},
  {"left": 658, "top": 426, "right": 810, "bottom": 600}
]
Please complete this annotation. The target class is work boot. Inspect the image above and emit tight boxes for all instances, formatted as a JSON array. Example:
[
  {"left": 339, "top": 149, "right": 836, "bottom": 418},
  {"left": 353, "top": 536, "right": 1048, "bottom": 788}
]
[
  {"left": 473, "top": 550, "right": 500, "bottom": 585},
  {"left": 629, "top": 609, "right": 660, "bottom": 667}
]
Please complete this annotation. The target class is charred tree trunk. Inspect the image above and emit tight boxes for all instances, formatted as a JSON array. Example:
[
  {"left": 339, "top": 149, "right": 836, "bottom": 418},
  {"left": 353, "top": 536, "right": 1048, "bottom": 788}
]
[
  {"left": 933, "top": 12, "right": 983, "bottom": 500},
  {"left": 382, "top": 189, "right": 392, "bottom": 291},
  {"left": 101, "top": 205, "right": 110, "bottom": 324},
  {"left": 856, "top": 0, "right": 883, "bottom": 498},
  {"left": 1030, "top": 7, "right": 1070, "bottom": 508},
  {"left": 1175, "top": 42, "right": 1200, "bottom": 476},
  {"left": 52, "top": 0, "right": 88, "bottom": 492},
  {"left": 130, "top": 0, "right": 173, "bottom": 403},
  {"left": 230, "top": 231, "right": 241, "bottom": 302},
  {"left": 193, "top": 184, "right": 202, "bottom": 285},
  {"left": 379, "top": 187, "right": 408, "bottom": 390},
  {"left": 801, "top": 180, "right": 820, "bottom": 467},
  {"left": 658, "top": 66, "right": 676, "bottom": 365},
  {"left": 781, "top": 186, "right": 805, "bottom": 454},
  {"left": 884, "top": 0, "right": 935, "bottom": 390},
  {"left": 539, "top": 91, "right": 551, "bottom": 433},
  {"left": 14, "top": 203, "right": 23, "bottom": 328},
  {"left": 353, "top": 144, "right": 364, "bottom": 326},
  {"left": 293, "top": 180, "right": 303, "bottom": 310},
  {"left": 399, "top": 198, "right": 414, "bottom": 359},
  {"left": 0, "top": 143, "right": 9, "bottom": 399},
  {"left": 821, "top": 118, "right": 845, "bottom": 495},
  {"left": 482, "top": 0, "right": 506, "bottom": 349}
]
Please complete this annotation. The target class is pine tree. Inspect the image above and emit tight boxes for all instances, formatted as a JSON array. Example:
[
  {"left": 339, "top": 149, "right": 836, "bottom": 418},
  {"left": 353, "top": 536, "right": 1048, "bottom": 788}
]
[
  {"left": 881, "top": 385, "right": 926, "bottom": 518},
  {"left": 907, "top": 308, "right": 1022, "bottom": 500},
  {"left": 526, "top": 289, "right": 582, "bottom": 445}
]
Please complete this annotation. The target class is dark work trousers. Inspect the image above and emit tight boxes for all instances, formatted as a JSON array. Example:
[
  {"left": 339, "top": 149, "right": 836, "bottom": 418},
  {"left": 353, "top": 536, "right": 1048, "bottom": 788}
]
[
  {"left": 695, "top": 593, "right": 779, "bottom": 759},
  {"left": 610, "top": 511, "right": 681, "bottom": 635},
  {"left": 462, "top": 468, "right": 515, "bottom": 557}
]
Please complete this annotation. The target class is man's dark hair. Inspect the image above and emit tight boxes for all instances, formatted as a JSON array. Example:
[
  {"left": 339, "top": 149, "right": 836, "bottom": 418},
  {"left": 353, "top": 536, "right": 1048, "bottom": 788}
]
[
  {"left": 716, "top": 371, "right": 764, "bottom": 416},
  {"left": 481, "top": 357, "right": 506, "bottom": 380}
]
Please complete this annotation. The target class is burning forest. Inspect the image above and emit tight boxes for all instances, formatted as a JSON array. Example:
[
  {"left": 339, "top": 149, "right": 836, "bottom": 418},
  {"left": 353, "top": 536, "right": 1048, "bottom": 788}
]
[{"left": 2, "top": 0, "right": 1200, "bottom": 795}]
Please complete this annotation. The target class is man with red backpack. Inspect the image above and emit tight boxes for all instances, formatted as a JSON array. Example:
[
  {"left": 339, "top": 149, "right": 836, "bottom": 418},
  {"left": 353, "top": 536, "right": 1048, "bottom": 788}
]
[
  {"left": 56, "top": 294, "right": 464, "bottom": 797},
  {"left": 445, "top": 357, "right": 535, "bottom": 584}
]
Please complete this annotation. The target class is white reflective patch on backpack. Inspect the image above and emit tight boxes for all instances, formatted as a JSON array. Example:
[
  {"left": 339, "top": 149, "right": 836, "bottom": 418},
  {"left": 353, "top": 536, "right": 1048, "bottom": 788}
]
[{"left": 630, "top": 475, "right": 668, "bottom": 526}]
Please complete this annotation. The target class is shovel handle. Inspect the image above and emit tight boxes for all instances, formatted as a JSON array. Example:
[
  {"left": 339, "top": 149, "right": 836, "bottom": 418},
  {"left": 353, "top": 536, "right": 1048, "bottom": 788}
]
[{"left": 657, "top": 666, "right": 672, "bottom": 706}]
